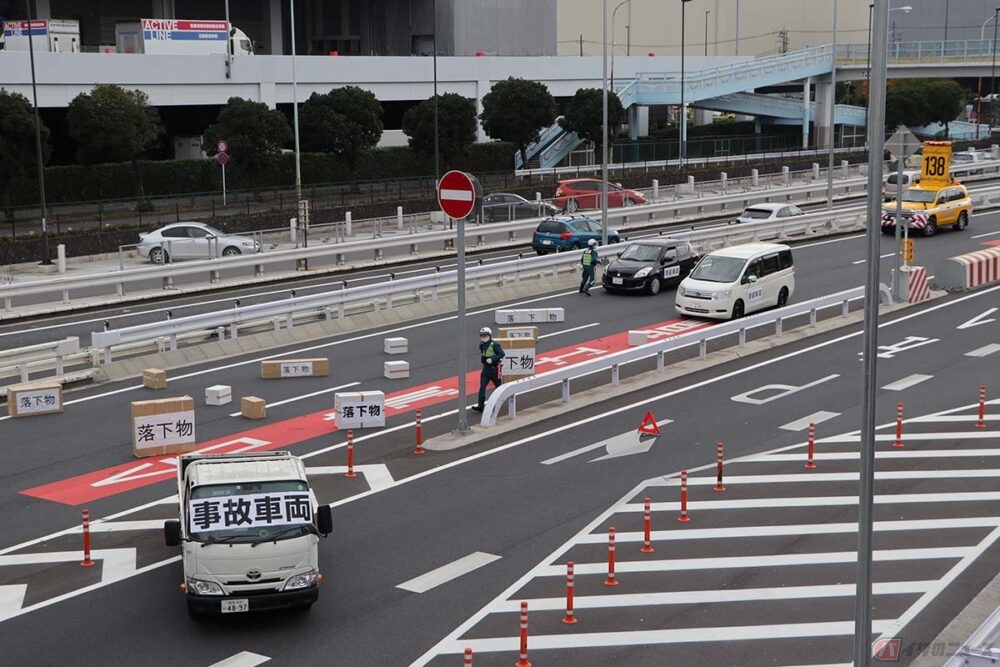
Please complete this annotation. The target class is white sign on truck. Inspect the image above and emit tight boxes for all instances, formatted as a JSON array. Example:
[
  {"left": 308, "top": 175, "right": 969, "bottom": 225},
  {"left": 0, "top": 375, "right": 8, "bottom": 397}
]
[
  {"left": 164, "top": 451, "right": 333, "bottom": 618},
  {"left": 2, "top": 19, "right": 80, "bottom": 52},
  {"left": 115, "top": 19, "right": 253, "bottom": 56}
]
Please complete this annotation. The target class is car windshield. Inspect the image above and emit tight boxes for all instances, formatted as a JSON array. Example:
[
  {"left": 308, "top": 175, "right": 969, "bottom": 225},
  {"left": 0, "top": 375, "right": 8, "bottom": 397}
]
[
  {"left": 690, "top": 255, "right": 746, "bottom": 283},
  {"left": 740, "top": 208, "right": 774, "bottom": 219},
  {"left": 619, "top": 244, "right": 661, "bottom": 262},
  {"left": 187, "top": 480, "right": 313, "bottom": 545},
  {"left": 902, "top": 190, "right": 937, "bottom": 203}
]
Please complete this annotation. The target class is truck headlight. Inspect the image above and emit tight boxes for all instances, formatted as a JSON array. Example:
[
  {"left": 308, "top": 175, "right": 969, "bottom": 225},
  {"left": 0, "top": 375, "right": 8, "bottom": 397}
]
[
  {"left": 711, "top": 290, "right": 731, "bottom": 301},
  {"left": 187, "top": 578, "right": 224, "bottom": 596},
  {"left": 677, "top": 286, "right": 686, "bottom": 297},
  {"left": 634, "top": 267, "right": 652, "bottom": 278},
  {"left": 283, "top": 570, "right": 318, "bottom": 591}
]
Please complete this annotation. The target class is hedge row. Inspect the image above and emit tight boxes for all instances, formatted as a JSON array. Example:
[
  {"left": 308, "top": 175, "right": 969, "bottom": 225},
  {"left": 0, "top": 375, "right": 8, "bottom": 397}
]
[{"left": 9, "top": 143, "right": 516, "bottom": 208}]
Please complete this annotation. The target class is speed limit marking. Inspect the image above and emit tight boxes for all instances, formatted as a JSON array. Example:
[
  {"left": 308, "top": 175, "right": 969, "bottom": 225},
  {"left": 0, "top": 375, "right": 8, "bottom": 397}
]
[{"left": 216, "top": 140, "right": 229, "bottom": 154}]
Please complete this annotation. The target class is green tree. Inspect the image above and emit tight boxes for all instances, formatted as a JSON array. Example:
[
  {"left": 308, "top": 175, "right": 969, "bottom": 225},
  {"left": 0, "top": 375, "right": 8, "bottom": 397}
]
[
  {"left": 0, "top": 90, "right": 51, "bottom": 218},
  {"left": 299, "top": 86, "right": 383, "bottom": 166},
  {"left": 203, "top": 97, "right": 292, "bottom": 191},
  {"left": 401, "top": 93, "right": 478, "bottom": 164},
  {"left": 479, "top": 77, "right": 557, "bottom": 167},
  {"left": 66, "top": 84, "right": 161, "bottom": 202},
  {"left": 923, "top": 79, "right": 967, "bottom": 135},
  {"left": 884, "top": 79, "right": 966, "bottom": 134},
  {"left": 558, "top": 88, "right": 626, "bottom": 145}
]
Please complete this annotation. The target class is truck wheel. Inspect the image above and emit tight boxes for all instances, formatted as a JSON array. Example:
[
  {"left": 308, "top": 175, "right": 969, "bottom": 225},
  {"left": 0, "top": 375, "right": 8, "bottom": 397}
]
[
  {"left": 922, "top": 217, "right": 937, "bottom": 237},
  {"left": 954, "top": 211, "right": 968, "bottom": 231}
]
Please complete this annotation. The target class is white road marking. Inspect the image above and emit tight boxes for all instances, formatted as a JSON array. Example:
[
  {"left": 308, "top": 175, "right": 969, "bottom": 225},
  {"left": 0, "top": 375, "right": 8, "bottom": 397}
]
[
  {"left": 852, "top": 252, "right": 895, "bottom": 265},
  {"left": 752, "top": 448, "right": 1000, "bottom": 462},
  {"left": 397, "top": 552, "right": 501, "bottom": 594},
  {"left": 966, "top": 343, "right": 1000, "bottom": 357},
  {"left": 442, "top": 620, "right": 895, "bottom": 653},
  {"left": 957, "top": 307, "right": 997, "bottom": 330},
  {"left": 817, "top": 431, "right": 998, "bottom": 443},
  {"left": 669, "top": 468, "right": 1000, "bottom": 486},
  {"left": 909, "top": 414, "right": 999, "bottom": 423},
  {"left": 87, "top": 520, "right": 167, "bottom": 533},
  {"left": 540, "top": 442, "right": 606, "bottom": 465},
  {"left": 780, "top": 411, "right": 840, "bottom": 431},
  {"left": 971, "top": 229, "right": 1000, "bottom": 238},
  {"left": 226, "top": 382, "right": 359, "bottom": 417},
  {"left": 882, "top": 373, "right": 933, "bottom": 391},
  {"left": 492, "top": 581, "right": 932, "bottom": 612},
  {"left": 305, "top": 465, "right": 395, "bottom": 492},
  {"left": 208, "top": 652, "right": 271, "bottom": 667},
  {"left": 0, "top": 586, "right": 27, "bottom": 620},
  {"left": 731, "top": 374, "right": 840, "bottom": 405},
  {"left": 538, "top": 322, "right": 599, "bottom": 339},
  {"left": 635, "top": 491, "right": 1000, "bottom": 511}
]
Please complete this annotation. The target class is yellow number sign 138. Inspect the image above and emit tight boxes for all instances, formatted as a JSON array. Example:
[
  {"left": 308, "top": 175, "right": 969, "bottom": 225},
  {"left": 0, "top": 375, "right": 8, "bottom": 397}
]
[{"left": 920, "top": 141, "right": 952, "bottom": 188}]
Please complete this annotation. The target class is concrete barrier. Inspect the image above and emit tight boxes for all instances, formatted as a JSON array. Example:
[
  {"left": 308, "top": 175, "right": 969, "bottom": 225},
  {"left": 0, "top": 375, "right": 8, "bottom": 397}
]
[{"left": 934, "top": 246, "right": 1000, "bottom": 291}]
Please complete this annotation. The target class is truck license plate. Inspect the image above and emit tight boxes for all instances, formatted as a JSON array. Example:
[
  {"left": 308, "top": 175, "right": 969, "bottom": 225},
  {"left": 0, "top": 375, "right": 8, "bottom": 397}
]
[{"left": 221, "top": 599, "right": 249, "bottom": 613}]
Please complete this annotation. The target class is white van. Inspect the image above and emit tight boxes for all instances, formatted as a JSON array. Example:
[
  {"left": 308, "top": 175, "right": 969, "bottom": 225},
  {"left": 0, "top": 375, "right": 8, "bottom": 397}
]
[
  {"left": 883, "top": 171, "right": 920, "bottom": 201},
  {"left": 674, "top": 242, "right": 795, "bottom": 320}
]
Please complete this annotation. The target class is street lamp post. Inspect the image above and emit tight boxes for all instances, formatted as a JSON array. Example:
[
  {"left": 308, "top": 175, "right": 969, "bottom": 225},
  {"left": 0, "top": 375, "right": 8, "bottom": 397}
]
[
  {"left": 433, "top": 0, "right": 439, "bottom": 191},
  {"left": 704, "top": 10, "right": 710, "bottom": 56},
  {"left": 610, "top": 0, "right": 631, "bottom": 93},
  {"left": 290, "top": 0, "right": 302, "bottom": 200},
  {"left": 992, "top": 8, "right": 1000, "bottom": 129},
  {"left": 680, "top": 0, "right": 693, "bottom": 170},
  {"left": 826, "top": 0, "right": 838, "bottom": 211},
  {"left": 25, "top": 0, "right": 51, "bottom": 265},
  {"left": 602, "top": 0, "right": 609, "bottom": 244},
  {"left": 976, "top": 13, "right": 999, "bottom": 137},
  {"left": 865, "top": 4, "right": 911, "bottom": 139}
]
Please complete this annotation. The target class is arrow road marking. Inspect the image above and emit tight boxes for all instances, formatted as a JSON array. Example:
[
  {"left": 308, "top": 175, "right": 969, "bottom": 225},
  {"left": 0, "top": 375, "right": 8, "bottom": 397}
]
[
  {"left": 541, "top": 424, "right": 674, "bottom": 465},
  {"left": 957, "top": 307, "right": 997, "bottom": 330},
  {"left": 590, "top": 432, "right": 658, "bottom": 462}
]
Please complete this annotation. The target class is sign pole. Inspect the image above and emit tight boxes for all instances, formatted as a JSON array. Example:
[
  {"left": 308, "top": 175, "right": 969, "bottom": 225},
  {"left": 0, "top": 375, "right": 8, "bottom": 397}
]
[
  {"left": 893, "top": 129, "right": 904, "bottom": 300},
  {"left": 222, "top": 162, "right": 227, "bottom": 206},
  {"left": 455, "top": 212, "right": 469, "bottom": 433}
]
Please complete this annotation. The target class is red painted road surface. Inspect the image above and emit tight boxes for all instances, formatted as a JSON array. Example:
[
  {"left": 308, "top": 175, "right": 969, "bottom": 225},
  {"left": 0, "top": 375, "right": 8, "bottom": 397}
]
[{"left": 22, "top": 318, "right": 711, "bottom": 505}]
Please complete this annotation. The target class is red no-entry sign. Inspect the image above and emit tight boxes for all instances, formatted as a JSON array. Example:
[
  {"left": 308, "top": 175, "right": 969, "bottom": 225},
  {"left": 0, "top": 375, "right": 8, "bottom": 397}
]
[{"left": 437, "top": 170, "right": 481, "bottom": 219}]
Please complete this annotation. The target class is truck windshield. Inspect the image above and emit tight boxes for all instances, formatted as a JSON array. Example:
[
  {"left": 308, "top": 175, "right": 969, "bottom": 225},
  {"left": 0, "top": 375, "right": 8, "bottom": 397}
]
[
  {"left": 187, "top": 480, "right": 314, "bottom": 544},
  {"left": 902, "top": 190, "right": 937, "bottom": 203},
  {"left": 690, "top": 255, "right": 746, "bottom": 283}
]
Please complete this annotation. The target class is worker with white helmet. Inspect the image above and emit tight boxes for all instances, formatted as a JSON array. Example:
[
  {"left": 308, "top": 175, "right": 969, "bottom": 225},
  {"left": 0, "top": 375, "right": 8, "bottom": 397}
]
[
  {"left": 579, "top": 238, "right": 600, "bottom": 296},
  {"left": 472, "top": 326, "right": 505, "bottom": 412}
]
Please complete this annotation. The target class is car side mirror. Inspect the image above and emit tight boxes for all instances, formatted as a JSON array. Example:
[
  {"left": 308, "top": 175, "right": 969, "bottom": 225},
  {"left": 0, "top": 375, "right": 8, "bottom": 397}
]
[
  {"left": 747, "top": 275, "right": 758, "bottom": 284},
  {"left": 164, "top": 519, "right": 182, "bottom": 547},
  {"left": 316, "top": 505, "right": 333, "bottom": 537},
  {"left": 665, "top": 254, "right": 676, "bottom": 263}
]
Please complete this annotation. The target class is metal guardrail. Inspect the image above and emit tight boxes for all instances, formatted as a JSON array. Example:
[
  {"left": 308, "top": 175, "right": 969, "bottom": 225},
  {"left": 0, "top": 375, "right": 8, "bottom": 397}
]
[
  {"left": 0, "top": 337, "right": 81, "bottom": 385},
  {"left": 479, "top": 287, "right": 869, "bottom": 427}
]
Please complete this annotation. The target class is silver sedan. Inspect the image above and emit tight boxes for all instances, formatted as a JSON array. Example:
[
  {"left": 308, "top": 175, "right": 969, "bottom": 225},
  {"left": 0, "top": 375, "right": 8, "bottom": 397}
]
[{"left": 137, "top": 222, "right": 260, "bottom": 264}]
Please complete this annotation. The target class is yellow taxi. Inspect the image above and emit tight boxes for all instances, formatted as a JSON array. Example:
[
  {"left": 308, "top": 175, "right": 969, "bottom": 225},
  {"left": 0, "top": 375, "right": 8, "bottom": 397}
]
[{"left": 881, "top": 181, "right": 972, "bottom": 237}]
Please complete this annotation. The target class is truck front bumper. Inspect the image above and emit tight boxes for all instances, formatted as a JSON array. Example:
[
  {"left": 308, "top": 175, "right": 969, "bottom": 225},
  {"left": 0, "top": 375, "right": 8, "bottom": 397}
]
[{"left": 187, "top": 584, "right": 319, "bottom": 614}]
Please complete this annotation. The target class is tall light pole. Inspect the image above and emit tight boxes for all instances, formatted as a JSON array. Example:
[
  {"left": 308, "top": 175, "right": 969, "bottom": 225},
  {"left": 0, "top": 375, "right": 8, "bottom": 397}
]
[
  {"left": 977, "top": 13, "right": 998, "bottom": 137},
  {"left": 704, "top": 10, "right": 710, "bottom": 56},
  {"left": 943, "top": 0, "right": 950, "bottom": 43},
  {"left": 865, "top": 5, "right": 910, "bottom": 139},
  {"left": 290, "top": 0, "right": 302, "bottom": 200},
  {"left": 826, "top": 0, "right": 838, "bottom": 211},
  {"left": 735, "top": 0, "right": 740, "bottom": 55},
  {"left": 992, "top": 7, "right": 999, "bottom": 129},
  {"left": 25, "top": 0, "right": 51, "bottom": 265},
  {"left": 610, "top": 0, "right": 631, "bottom": 94},
  {"left": 680, "top": 0, "right": 693, "bottom": 170},
  {"left": 433, "top": 0, "right": 439, "bottom": 191},
  {"left": 601, "top": 0, "right": 609, "bottom": 245}
]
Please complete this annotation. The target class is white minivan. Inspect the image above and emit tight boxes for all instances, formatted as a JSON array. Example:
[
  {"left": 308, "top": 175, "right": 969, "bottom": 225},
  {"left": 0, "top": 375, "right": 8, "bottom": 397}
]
[{"left": 674, "top": 242, "right": 795, "bottom": 320}]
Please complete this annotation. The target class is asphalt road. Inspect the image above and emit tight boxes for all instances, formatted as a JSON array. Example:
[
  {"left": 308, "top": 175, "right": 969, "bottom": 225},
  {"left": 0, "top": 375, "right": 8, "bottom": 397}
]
[{"left": 0, "top": 208, "right": 997, "bottom": 665}]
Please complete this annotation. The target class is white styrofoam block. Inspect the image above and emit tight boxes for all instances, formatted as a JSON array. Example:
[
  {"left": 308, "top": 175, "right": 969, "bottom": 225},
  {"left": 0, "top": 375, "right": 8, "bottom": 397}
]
[
  {"left": 495, "top": 308, "right": 565, "bottom": 325},
  {"left": 628, "top": 330, "right": 651, "bottom": 346},
  {"left": 205, "top": 384, "right": 232, "bottom": 406},
  {"left": 545, "top": 308, "right": 565, "bottom": 322},
  {"left": 334, "top": 390, "right": 386, "bottom": 428},
  {"left": 384, "top": 360, "right": 410, "bottom": 379},
  {"left": 384, "top": 336, "right": 409, "bottom": 354}
]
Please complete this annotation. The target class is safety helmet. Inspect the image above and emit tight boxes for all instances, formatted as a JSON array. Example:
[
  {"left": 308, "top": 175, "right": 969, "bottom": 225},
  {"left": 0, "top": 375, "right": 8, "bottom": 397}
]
[
  {"left": 479, "top": 326, "right": 492, "bottom": 336},
  {"left": 588, "top": 238, "right": 598, "bottom": 247}
]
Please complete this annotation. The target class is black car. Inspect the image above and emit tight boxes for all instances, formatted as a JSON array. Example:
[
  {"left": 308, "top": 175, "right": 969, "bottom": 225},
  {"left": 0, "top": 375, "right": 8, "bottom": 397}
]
[
  {"left": 602, "top": 238, "right": 699, "bottom": 295},
  {"left": 482, "top": 193, "right": 560, "bottom": 222}
]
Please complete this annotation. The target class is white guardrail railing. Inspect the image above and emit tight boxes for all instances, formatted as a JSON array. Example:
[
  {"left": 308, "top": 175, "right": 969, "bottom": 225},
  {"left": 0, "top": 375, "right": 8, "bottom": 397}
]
[{"left": 479, "top": 286, "right": 872, "bottom": 427}]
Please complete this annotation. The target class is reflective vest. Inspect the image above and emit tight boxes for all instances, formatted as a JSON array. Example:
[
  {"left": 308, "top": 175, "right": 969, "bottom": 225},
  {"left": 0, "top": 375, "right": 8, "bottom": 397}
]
[
  {"left": 582, "top": 249, "right": 596, "bottom": 266},
  {"left": 483, "top": 341, "right": 498, "bottom": 357}
]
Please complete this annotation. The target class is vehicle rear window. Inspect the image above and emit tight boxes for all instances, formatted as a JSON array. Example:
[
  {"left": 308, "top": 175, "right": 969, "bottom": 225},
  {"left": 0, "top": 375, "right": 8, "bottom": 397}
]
[
  {"left": 740, "top": 208, "right": 773, "bottom": 219},
  {"left": 538, "top": 220, "right": 567, "bottom": 233}
]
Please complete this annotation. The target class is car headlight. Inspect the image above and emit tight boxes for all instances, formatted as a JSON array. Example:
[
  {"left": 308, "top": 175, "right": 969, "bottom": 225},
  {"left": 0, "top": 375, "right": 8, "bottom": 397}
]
[
  {"left": 677, "top": 286, "right": 686, "bottom": 297},
  {"left": 283, "top": 570, "right": 319, "bottom": 591},
  {"left": 241, "top": 240, "right": 255, "bottom": 247},
  {"left": 634, "top": 267, "right": 652, "bottom": 278},
  {"left": 187, "top": 578, "right": 224, "bottom": 596},
  {"left": 711, "top": 290, "right": 732, "bottom": 301}
]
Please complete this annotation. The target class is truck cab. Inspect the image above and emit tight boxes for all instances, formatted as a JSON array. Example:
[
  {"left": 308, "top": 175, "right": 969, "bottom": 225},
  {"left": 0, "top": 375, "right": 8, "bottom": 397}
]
[
  {"left": 164, "top": 451, "right": 333, "bottom": 618},
  {"left": 881, "top": 181, "right": 972, "bottom": 237}
]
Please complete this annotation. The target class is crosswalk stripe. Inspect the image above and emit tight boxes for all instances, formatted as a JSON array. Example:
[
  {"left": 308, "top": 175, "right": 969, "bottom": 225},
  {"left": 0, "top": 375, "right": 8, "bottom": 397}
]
[
  {"left": 780, "top": 411, "right": 840, "bottom": 431},
  {"left": 536, "top": 547, "right": 971, "bottom": 577},
  {"left": 666, "top": 469, "right": 1000, "bottom": 486},
  {"left": 749, "top": 449, "right": 1000, "bottom": 462},
  {"left": 882, "top": 374, "right": 934, "bottom": 391},
  {"left": 819, "top": 431, "right": 997, "bottom": 443},
  {"left": 208, "top": 652, "right": 271, "bottom": 667},
  {"left": 616, "top": 492, "right": 1000, "bottom": 512}
]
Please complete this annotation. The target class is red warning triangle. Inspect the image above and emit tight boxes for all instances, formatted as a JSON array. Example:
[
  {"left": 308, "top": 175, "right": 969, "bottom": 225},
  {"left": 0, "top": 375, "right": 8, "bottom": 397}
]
[{"left": 637, "top": 411, "right": 661, "bottom": 436}]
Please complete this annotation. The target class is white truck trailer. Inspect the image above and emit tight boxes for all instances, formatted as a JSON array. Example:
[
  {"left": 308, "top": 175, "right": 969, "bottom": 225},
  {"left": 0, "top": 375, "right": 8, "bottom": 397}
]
[
  {"left": 164, "top": 451, "right": 333, "bottom": 618},
  {"left": 115, "top": 19, "right": 253, "bottom": 56},
  {"left": 1, "top": 19, "right": 80, "bottom": 52}
]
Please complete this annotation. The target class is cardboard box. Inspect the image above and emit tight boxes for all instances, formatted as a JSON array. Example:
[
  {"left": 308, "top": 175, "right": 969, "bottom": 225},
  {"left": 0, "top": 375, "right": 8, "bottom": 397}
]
[
  {"left": 260, "top": 358, "right": 330, "bottom": 379},
  {"left": 497, "top": 337, "right": 536, "bottom": 379},
  {"left": 7, "top": 383, "right": 64, "bottom": 418},
  {"left": 241, "top": 396, "right": 266, "bottom": 419},
  {"left": 205, "top": 384, "right": 232, "bottom": 406},
  {"left": 142, "top": 368, "right": 167, "bottom": 390},
  {"left": 628, "top": 330, "right": 653, "bottom": 346},
  {"left": 334, "top": 390, "right": 386, "bottom": 429},
  {"left": 384, "top": 360, "right": 410, "bottom": 379},
  {"left": 383, "top": 337, "right": 409, "bottom": 354},
  {"left": 498, "top": 326, "right": 539, "bottom": 341},
  {"left": 130, "top": 396, "right": 196, "bottom": 458}
]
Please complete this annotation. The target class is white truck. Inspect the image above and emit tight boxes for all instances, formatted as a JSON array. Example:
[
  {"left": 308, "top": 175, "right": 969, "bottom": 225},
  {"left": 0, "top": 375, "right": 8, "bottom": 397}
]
[
  {"left": 115, "top": 18, "right": 253, "bottom": 56},
  {"left": 1, "top": 19, "right": 80, "bottom": 52},
  {"left": 164, "top": 451, "right": 333, "bottom": 618}
]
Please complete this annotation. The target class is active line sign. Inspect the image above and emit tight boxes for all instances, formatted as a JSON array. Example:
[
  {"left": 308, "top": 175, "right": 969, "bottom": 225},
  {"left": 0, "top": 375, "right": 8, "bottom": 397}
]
[{"left": 437, "top": 170, "right": 481, "bottom": 219}]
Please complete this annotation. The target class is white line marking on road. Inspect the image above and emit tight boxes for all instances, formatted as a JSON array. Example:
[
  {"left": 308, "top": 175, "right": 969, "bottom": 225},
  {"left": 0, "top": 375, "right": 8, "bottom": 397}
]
[
  {"left": 957, "top": 307, "right": 997, "bottom": 330},
  {"left": 909, "top": 414, "right": 999, "bottom": 423},
  {"left": 397, "top": 552, "right": 501, "bottom": 594},
  {"left": 818, "top": 431, "right": 998, "bottom": 443},
  {"left": 208, "top": 651, "right": 271, "bottom": 667},
  {"left": 634, "top": 491, "right": 1000, "bottom": 512},
  {"left": 670, "top": 469, "right": 1000, "bottom": 485},
  {"left": 492, "top": 581, "right": 933, "bottom": 612},
  {"left": 540, "top": 442, "right": 606, "bottom": 465},
  {"left": 539, "top": 547, "right": 969, "bottom": 577},
  {"left": 577, "top": 517, "right": 1000, "bottom": 543},
  {"left": 226, "top": 382, "right": 359, "bottom": 417},
  {"left": 442, "top": 620, "right": 894, "bottom": 653},
  {"left": 753, "top": 449, "right": 1000, "bottom": 462},
  {"left": 882, "top": 374, "right": 933, "bottom": 391},
  {"left": 971, "top": 229, "right": 1000, "bottom": 238},
  {"left": 0, "top": 586, "right": 27, "bottom": 620},
  {"left": 780, "top": 411, "right": 840, "bottom": 431},
  {"left": 538, "top": 322, "right": 600, "bottom": 339},
  {"left": 852, "top": 252, "right": 895, "bottom": 265},
  {"left": 87, "top": 520, "right": 167, "bottom": 533},
  {"left": 305, "top": 465, "right": 395, "bottom": 492},
  {"left": 966, "top": 343, "right": 1000, "bottom": 357}
]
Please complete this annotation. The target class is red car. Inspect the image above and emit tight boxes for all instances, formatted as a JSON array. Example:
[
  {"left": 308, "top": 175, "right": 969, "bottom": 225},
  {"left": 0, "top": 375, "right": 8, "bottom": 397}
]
[{"left": 553, "top": 178, "right": 647, "bottom": 213}]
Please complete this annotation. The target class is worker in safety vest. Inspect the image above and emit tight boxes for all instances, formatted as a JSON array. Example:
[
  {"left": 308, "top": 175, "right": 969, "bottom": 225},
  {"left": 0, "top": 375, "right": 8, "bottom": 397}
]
[
  {"left": 579, "top": 238, "right": 599, "bottom": 295},
  {"left": 472, "top": 326, "right": 505, "bottom": 412}
]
